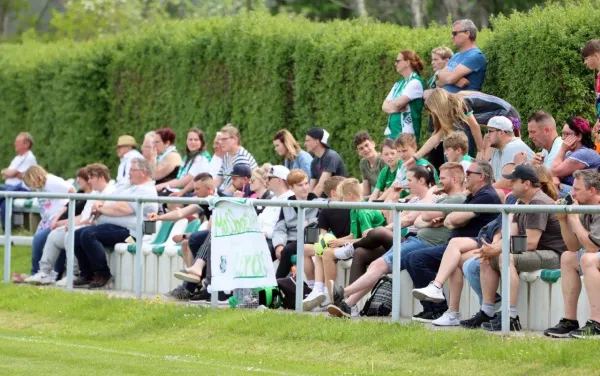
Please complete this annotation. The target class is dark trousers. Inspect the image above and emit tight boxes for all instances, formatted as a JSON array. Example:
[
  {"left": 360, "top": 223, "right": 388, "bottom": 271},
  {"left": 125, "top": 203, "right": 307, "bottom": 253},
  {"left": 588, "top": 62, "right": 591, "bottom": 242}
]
[
  {"left": 405, "top": 245, "right": 448, "bottom": 311},
  {"left": 188, "top": 230, "right": 209, "bottom": 259},
  {"left": 349, "top": 246, "right": 387, "bottom": 284},
  {"left": 351, "top": 227, "right": 393, "bottom": 251},
  {"left": 74, "top": 224, "right": 129, "bottom": 278},
  {"left": 0, "top": 183, "right": 29, "bottom": 229},
  {"left": 275, "top": 241, "right": 298, "bottom": 279}
]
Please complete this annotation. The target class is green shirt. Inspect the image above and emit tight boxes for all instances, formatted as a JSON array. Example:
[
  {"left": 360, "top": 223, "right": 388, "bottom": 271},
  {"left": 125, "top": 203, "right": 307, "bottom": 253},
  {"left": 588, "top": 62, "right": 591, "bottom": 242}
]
[
  {"left": 385, "top": 72, "right": 426, "bottom": 142},
  {"left": 375, "top": 164, "right": 398, "bottom": 191},
  {"left": 350, "top": 209, "right": 386, "bottom": 239}
]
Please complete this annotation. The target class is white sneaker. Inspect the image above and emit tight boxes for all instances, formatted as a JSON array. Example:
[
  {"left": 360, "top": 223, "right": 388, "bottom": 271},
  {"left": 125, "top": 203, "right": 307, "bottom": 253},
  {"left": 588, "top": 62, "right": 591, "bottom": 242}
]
[
  {"left": 311, "top": 288, "right": 332, "bottom": 312},
  {"left": 55, "top": 277, "right": 67, "bottom": 287},
  {"left": 432, "top": 310, "right": 461, "bottom": 326},
  {"left": 351, "top": 305, "right": 360, "bottom": 318},
  {"left": 303, "top": 289, "right": 326, "bottom": 312},
  {"left": 25, "top": 271, "right": 54, "bottom": 285},
  {"left": 334, "top": 243, "right": 355, "bottom": 260},
  {"left": 412, "top": 282, "right": 445, "bottom": 303}
]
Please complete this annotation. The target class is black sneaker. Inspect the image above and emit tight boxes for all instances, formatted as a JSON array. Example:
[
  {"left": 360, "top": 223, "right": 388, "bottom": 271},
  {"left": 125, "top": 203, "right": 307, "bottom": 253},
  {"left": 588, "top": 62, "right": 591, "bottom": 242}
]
[
  {"left": 481, "top": 314, "right": 522, "bottom": 331},
  {"left": 73, "top": 275, "right": 92, "bottom": 288},
  {"left": 168, "top": 285, "right": 192, "bottom": 300},
  {"left": 327, "top": 280, "right": 344, "bottom": 306},
  {"left": 570, "top": 320, "right": 600, "bottom": 339},
  {"left": 460, "top": 310, "right": 495, "bottom": 329},
  {"left": 88, "top": 274, "right": 113, "bottom": 289},
  {"left": 189, "top": 288, "right": 211, "bottom": 303},
  {"left": 327, "top": 300, "right": 352, "bottom": 318},
  {"left": 544, "top": 318, "right": 579, "bottom": 338},
  {"left": 412, "top": 309, "right": 444, "bottom": 323}
]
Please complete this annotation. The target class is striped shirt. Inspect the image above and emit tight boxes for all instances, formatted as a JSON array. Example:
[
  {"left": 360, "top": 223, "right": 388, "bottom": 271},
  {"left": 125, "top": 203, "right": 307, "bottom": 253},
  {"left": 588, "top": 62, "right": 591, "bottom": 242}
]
[{"left": 217, "top": 146, "right": 258, "bottom": 190}]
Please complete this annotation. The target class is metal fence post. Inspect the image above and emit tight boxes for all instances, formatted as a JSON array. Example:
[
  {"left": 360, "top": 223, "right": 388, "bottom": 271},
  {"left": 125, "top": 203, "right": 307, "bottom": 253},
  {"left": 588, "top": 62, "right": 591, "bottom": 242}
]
[
  {"left": 501, "top": 210, "right": 511, "bottom": 334},
  {"left": 66, "top": 199, "right": 76, "bottom": 290},
  {"left": 391, "top": 208, "right": 402, "bottom": 322},
  {"left": 295, "top": 208, "right": 306, "bottom": 313},
  {"left": 134, "top": 201, "right": 144, "bottom": 299},
  {"left": 3, "top": 197, "right": 12, "bottom": 284}
]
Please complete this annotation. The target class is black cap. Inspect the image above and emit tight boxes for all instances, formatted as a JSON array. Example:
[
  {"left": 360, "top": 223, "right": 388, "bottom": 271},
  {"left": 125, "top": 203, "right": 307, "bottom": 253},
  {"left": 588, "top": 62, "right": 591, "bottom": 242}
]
[
  {"left": 228, "top": 164, "right": 252, "bottom": 178},
  {"left": 306, "top": 127, "right": 330, "bottom": 148},
  {"left": 502, "top": 164, "right": 540, "bottom": 185}
]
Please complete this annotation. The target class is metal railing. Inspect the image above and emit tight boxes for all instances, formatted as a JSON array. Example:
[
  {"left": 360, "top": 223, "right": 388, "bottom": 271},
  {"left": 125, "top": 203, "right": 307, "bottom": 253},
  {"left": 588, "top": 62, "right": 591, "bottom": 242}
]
[{"left": 2, "top": 190, "right": 598, "bottom": 334}]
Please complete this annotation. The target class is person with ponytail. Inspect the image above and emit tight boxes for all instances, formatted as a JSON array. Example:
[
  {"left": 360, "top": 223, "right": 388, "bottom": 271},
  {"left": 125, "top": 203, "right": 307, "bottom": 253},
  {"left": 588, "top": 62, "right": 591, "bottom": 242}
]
[{"left": 382, "top": 50, "right": 426, "bottom": 141}]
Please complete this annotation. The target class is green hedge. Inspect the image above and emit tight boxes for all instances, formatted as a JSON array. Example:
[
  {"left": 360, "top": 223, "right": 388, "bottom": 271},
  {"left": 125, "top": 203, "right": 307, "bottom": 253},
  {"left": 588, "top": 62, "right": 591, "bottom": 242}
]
[{"left": 0, "top": 3, "right": 598, "bottom": 179}]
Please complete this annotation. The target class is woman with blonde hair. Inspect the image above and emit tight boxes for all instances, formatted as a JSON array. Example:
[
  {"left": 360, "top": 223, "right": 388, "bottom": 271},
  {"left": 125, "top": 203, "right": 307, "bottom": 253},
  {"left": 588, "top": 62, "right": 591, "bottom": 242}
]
[
  {"left": 382, "top": 49, "right": 426, "bottom": 141},
  {"left": 15, "top": 165, "right": 75, "bottom": 283},
  {"left": 273, "top": 130, "right": 312, "bottom": 178},
  {"left": 404, "top": 88, "right": 484, "bottom": 169},
  {"left": 247, "top": 165, "right": 274, "bottom": 214}
]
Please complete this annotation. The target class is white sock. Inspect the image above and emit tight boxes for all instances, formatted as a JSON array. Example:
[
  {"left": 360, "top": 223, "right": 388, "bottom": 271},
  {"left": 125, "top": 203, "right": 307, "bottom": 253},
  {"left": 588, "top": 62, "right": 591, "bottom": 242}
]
[
  {"left": 314, "top": 281, "right": 324, "bottom": 292},
  {"left": 307, "top": 279, "right": 315, "bottom": 289}
]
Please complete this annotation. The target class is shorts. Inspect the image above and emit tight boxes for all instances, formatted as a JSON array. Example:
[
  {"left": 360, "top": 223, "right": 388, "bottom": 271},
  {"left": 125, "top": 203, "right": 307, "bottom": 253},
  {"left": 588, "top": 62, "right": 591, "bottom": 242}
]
[{"left": 489, "top": 250, "right": 560, "bottom": 273}]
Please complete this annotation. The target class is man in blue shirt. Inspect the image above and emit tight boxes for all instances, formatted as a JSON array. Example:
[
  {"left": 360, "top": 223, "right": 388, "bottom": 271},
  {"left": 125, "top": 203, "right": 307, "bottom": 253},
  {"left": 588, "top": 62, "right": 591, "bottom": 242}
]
[{"left": 435, "top": 19, "right": 487, "bottom": 93}]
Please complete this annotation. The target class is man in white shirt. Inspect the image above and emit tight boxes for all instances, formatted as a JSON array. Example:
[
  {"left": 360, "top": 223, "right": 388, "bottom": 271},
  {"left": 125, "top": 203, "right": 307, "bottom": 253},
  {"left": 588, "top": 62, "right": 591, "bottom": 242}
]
[
  {"left": 73, "top": 158, "right": 158, "bottom": 289},
  {"left": 114, "top": 135, "right": 143, "bottom": 189},
  {"left": 26, "top": 164, "right": 115, "bottom": 285},
  {"left": 527, "top": 110, "right": 563, "bottom": 168},
  {"left": 0, "top": 132, "right": 37, "bottom": 229},
  {"left": 259, "top": 165, "right": 293, "bottom": 259}
]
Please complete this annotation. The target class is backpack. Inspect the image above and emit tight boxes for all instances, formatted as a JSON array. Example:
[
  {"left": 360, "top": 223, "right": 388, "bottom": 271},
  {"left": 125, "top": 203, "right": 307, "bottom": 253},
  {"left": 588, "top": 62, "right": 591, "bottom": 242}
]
[
  {"left": 276, "top": 276, "right": 312, "bottom": 309},
  {"left": 360, "top": 276, "right": 393, "bottom": 317}
]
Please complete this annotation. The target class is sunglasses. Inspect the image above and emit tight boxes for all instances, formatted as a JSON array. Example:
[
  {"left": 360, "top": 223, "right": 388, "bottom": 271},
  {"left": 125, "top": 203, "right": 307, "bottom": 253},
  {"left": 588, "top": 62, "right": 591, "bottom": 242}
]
[
  {"left": 452, "top": 30, "right": 468, "bottom": 36},
  {"left": 466, "top": 170, "right": 483, "bottom": 176}
]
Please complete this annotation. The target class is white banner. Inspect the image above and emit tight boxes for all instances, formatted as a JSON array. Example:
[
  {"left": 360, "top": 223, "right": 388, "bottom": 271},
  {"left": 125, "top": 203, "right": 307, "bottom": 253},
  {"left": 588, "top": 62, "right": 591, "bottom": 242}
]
[{"left": 210, "top": 198, "right": 277, "bottom": 291}]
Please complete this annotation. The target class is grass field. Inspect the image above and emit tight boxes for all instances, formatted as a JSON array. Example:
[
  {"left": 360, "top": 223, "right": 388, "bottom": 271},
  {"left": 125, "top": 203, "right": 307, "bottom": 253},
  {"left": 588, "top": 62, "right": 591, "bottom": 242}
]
[{"left": 1, "top": 247, "right": 599, "bottom": 375}]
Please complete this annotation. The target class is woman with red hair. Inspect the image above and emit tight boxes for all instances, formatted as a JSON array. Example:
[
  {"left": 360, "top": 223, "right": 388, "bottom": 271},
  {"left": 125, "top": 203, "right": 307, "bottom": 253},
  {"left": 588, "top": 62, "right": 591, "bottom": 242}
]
[{"left": 153, "top": 127, "right": 182, "bottom": 184}]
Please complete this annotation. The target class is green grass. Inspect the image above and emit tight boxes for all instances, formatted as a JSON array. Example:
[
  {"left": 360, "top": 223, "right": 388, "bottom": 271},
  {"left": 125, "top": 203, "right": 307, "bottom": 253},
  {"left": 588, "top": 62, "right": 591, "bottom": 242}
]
[
  {"left": 0, "top": 245, "right": 32, "bottom": 276},
  {"left": 0, "top": 285, "right": 598, "bottom": 375}
]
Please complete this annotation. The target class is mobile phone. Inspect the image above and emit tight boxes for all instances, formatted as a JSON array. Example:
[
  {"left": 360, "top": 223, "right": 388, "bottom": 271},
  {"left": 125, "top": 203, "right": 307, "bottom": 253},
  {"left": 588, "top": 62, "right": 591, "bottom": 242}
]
[{"left": 564, "top": 195, "right": 574, "bottom": 205}]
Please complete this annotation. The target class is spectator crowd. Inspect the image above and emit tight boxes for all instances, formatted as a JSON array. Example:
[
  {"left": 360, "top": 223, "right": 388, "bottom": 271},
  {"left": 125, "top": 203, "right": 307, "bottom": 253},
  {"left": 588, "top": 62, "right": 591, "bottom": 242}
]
[{"left": 4, "top": 20, "right": 600, "bottom": 339}]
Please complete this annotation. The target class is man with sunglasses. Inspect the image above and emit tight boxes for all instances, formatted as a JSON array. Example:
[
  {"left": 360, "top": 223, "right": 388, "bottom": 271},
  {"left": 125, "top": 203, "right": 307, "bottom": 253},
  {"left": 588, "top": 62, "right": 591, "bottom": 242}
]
[{"left": 435, "top": 19, "right": 487, "bottom": 94}]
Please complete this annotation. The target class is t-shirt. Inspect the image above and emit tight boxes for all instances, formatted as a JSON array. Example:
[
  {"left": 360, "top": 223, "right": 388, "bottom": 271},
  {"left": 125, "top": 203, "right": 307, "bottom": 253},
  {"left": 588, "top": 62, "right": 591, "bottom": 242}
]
[
  {"left": 491, "top": 138, "right": 535, "bottom": 182},
  {"left": 375, "top": 164, "right": 398, "bottom": 191},
  {"left": 513, "top": 190, "right": 566, "bottom": 254},
  {"left": 417, "top": 194, "right": 467, "bottom": 246},
  {"left": 580, "top": 213, "right": 600, "bottom": 248},
  {"left": 37, "top": 174, "right": 72, "bottom": 228},
  {"left": 284, "top": 150, "right": 313, "bottom": 179},
  {"left": 562, "top": 147, "right": 600, "bottom": 185},
  {"left": 349, "top": 209, "right": 386, "bottom": 239},
  {"left": 394, "top": 158, "right": 440, "bottom": 189},
  {"left": 310, "top": 148, "right": 347, "bottom": 182},
  {"left": 208, "top": 155, "right": 222, "bottom": 179},
  {"left": 460, "top": 155, "right": 474, "bottom": 172},
  {"left": 5, "top": 150, "right": 37, "bottom": 186},
  {"left": 187, "top": 154, "right": 211, "bottom": 177},
  {"left": 442, "top": 47, "right": 487, "bottom": 93},
  {"left": 385, "top": 72, "right": 426, "bottom": 141},
  {"left": 96, "top": 181, "right": 159, "bottom": 235},
  {"left": 359, "top": 156, "right": 385, "bottom": 191},
  {"left": 451, "top": 184, "right": 501, "bottom": 238},
  {"left": 260, "top": 190, "right": 294, "bottom": 238},
  {"left": 317, "top": 208, "right": 351, "bottom": 238},
  {"left": 463, "top": 93, "right": 520, "bottom": 125},
  {"left": 541, "top": 137, "right": 563, "bottom": 169},
  {"left": 217, "top": 146, "right": 258, "bottom": 190},
  {"left": 80, "top": 183, "right": 116, "bottom": 222},
  {"left": 116, "top": 149, "right": 143, "bottom": 188}
]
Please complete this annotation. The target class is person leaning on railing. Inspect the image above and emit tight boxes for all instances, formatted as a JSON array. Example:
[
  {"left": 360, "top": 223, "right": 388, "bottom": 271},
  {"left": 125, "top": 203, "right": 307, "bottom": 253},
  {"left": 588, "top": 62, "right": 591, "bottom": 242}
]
[{"left": 72, "top": 158, "right": 158, "bottom": 289}]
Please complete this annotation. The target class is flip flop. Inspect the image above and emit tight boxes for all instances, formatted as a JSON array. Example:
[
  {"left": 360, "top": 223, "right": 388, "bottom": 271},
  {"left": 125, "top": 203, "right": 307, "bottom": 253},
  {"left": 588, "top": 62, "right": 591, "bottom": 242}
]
[
  {"left": 11, "top": 273, "right": 28, "bottom": 284},
  {"left": 173, "top": 271, "right": 201, "bottom": 283}
]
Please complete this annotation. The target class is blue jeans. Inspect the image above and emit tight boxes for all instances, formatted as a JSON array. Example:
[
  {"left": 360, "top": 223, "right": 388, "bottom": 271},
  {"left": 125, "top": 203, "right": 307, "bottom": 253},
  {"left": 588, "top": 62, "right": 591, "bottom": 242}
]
[
  {"left": 0, "top": 183, "right": 29, "bottom": 230},
  {"left": 31, "top": 227, "right": 51, "bottom": 275},
  {"left": 74, "top": 224, "right": 130, "bottom": 278},
  {"left": 382, "top": 236, "right": 430, "bottom": 271},
  {"left": 405, "top": 245, "right": 448, "bottom": 311},
  {"left": 463, "top": 257, "right": 501, "bottom": 306}
]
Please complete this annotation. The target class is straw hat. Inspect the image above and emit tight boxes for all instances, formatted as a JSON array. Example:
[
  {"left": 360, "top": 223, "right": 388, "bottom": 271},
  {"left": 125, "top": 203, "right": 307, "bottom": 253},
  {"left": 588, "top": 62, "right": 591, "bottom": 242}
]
[{"left": 117, "top": 135, "right": 137, "bottom": 147}]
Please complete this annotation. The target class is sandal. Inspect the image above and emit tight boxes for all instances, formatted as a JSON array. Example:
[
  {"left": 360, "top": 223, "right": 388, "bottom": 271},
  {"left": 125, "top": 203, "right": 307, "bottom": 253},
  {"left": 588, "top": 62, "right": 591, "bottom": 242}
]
[
  {"left": 173, "top": 271, "right": 201, "bottom": 283},
  {"left": 12, "top": 273, "right": 28, "bottom": 284}
]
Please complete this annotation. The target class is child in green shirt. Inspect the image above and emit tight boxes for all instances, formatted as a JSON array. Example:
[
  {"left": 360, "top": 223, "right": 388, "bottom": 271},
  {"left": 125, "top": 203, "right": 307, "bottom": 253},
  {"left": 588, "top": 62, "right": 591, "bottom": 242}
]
[
  {"left": 369, "top": 139, "right": 399, "bottom": 202},
  {"left": 443, "top": 131, "right": 472, "bottom": 172}
]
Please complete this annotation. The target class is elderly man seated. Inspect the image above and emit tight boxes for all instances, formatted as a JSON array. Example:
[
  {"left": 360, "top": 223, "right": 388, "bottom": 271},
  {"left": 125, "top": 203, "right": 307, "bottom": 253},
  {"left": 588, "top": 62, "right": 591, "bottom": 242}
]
[{"left": 73, "top": 158, "right": 157, "bottom": 289}]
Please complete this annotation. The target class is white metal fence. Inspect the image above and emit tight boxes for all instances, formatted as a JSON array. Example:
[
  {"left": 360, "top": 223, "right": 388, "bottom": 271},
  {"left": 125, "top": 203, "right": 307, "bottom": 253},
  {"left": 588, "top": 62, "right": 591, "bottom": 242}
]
[{"left": 2, "top": 191, "right": 598, "bottom": 334}]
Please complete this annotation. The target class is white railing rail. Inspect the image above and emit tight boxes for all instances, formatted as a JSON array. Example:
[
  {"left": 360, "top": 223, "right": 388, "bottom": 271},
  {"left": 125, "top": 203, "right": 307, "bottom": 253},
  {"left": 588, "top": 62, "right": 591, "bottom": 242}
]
[{"left": 3, "top": 190, "right": 599, "bottom": 334}]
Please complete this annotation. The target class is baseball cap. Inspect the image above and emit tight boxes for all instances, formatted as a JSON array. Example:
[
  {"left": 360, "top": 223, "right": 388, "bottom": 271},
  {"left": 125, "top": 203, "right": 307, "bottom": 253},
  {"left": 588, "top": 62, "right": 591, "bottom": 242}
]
[
  {"left": 502, "top": 164, "right": 540, "bottom": 185},
  {"left": 267, "top": 165, "right": 290, "bottom": 180},
  {"left": 487, "top": 116, "right": 513, "bottom": 132},
  {"left": 228, "top": 164, "right": 252, "bottom": 178},
  {"left": 306, "top": 127, "right": 330, "bottom": 148}
]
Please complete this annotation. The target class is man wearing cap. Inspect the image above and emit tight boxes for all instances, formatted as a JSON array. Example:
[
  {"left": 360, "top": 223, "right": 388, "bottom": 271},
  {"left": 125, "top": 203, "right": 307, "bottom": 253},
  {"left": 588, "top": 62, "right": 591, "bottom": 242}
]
[
  {"left": 305, "top": 127, "right": 347, "bottom": 197},
  {"left": 115, "top": 135, "right": 143, "bottom": 189},
  {"left": 224, "top": 164, "right": 252, "bottom": 198},
  {"left": 487, "top": 116, "right": 534, "bottom": 189},
  {"left": 473, "top": 164, "right": 566, "bottom": 331},
  {"left": 259, "top": 165, "right": 293, "bottom": 260}
]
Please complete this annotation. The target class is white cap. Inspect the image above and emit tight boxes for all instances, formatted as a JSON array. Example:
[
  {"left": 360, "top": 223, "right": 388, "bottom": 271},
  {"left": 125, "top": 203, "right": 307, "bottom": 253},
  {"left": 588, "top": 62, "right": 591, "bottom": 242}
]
[
  {"left": 487, "top": 116, "right": 513, "bottom": 132},
  {"left": 267, "top": 165, "right": 290, "bottom": 180}
]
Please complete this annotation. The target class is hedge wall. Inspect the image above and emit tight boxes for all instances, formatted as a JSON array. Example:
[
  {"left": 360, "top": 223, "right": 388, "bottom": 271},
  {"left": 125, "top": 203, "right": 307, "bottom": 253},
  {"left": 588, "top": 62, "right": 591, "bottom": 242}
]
[{"left": 0, "top": 2, "right": 598, "bottom": 179}]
